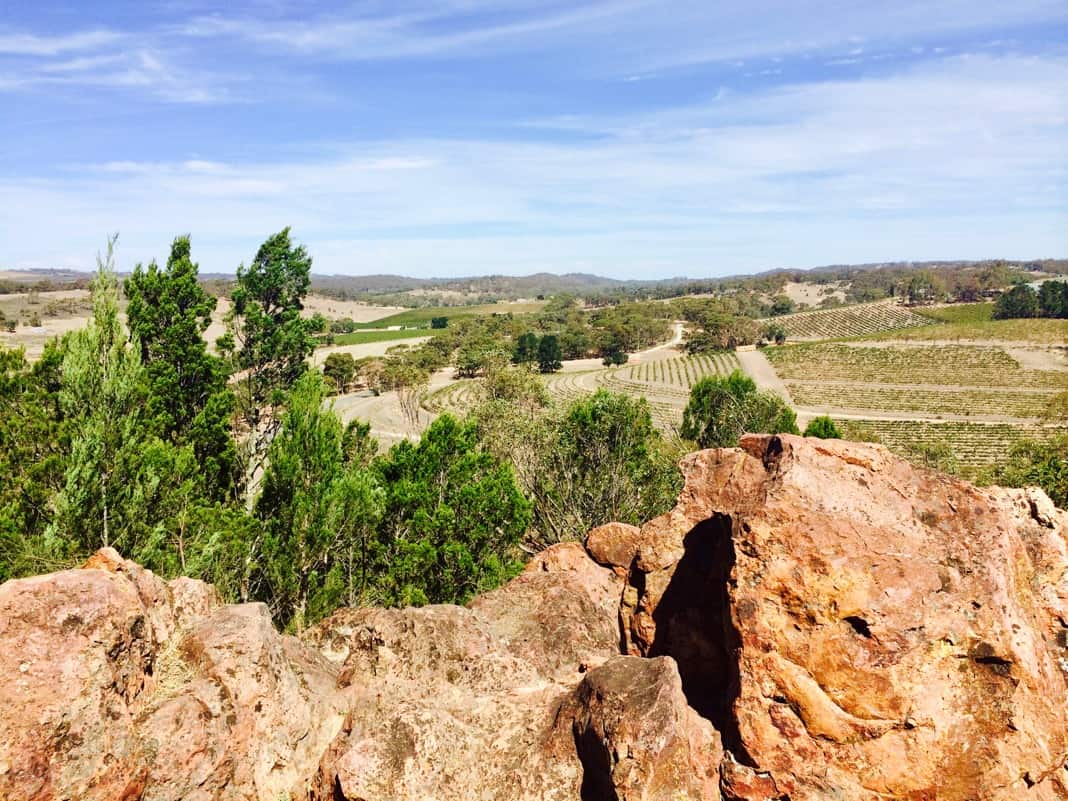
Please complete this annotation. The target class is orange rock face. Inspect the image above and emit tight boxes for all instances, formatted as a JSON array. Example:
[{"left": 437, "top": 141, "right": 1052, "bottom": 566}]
[
  {"left": 0, "top": 435, "right": 1065, "bottom": 800},
  {"left": 622, "top": 434, "right": 1068, "bottom": 800}
]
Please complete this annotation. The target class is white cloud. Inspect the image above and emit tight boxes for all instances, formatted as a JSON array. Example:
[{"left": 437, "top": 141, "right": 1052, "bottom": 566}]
[
  {"left": 0, "top": 29, "right": 122, "bottom": 56},
  {"left": 2, "top": 52, "right": 1063, "bottom": 277}
]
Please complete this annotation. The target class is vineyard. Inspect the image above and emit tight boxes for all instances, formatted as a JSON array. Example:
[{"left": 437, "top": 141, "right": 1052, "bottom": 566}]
[
  {"left": 422, "top": 352, "right": 742, "bottom": 430},
  {"left": 766, "top": 344, "right": 1068, "bottom": 390},
  {"left": 768, "top": 301, "right": 933, "bottom": 340},
  {"left": 834, "top": 419, "right": 1068, "bottom": 471},
  {"left": 787, "top": 382, "right": 1058, "bottom": 419}
]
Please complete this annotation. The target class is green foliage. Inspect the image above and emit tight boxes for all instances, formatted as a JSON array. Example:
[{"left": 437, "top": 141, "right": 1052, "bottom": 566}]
[
  {"left": 255, "top": 373, "right": 384, "bottom": 630},
  {"left": 1037, "top": 280, "right": 1068, "bottom": 318},
  {"left": 430, "top": 316, "right": 449, "bottom": 329},
  {"left": 512, "top": 331, "right": 539, "bottom": 365},
  {"left": 683, "top": 312, "right": 760, "bottom": 353},
  {"left": 50, "top": 237, "right": 152, "bottom": 556},
  {"left": 769, "top": 295, "right": 795, "bottom": 315},
  {"left": 993, "top": 285, "right": 1039, "bottom": 319},
  {"left": 761, "top": 322, "right": 787, "bottom": 345},
  {"left": 531, "top": 391, "right": 680, "bottom": 547},
  {"left": 472, "top": 388, "right": 681, "bottom": 549},
  {"left": 372, "top": 414, "right": 531, "bottom": 606},
  {"left": 904, "top": 440, "right": 960, "bottom": 475},
  {"left": 602, "top": 346, "right": 628, "bottom": 367},
  {"left": 0, "top": 344, "right": 70, "bottom": 580},
  {"left": 680, "top": 369, "right": 799, "bottom": 448},
  {"left": 124, "top": 236, "right": 236, "bottom": 498},
  {"left": 322, "top": 352, "right": 356, "bottom": 392},
  {"left": 986, "top": 435, "right": 1067, "bottom": 509},
  {"left": 223, "top": 228, "right": 319, "bottom": 485},
  {"left": 537, "top": 334, "right": 563, "bottom": 373},
  {"left": 803, "top": 415, "right": 842, "bottom": 439}
]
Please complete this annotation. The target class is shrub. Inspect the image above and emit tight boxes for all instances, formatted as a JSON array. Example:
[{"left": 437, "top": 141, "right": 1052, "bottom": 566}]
[
  {"left": 803, "top": 416, "right": 842, "bottom": 439},
  {"left": 680, "top": 369, "right": 798, "bottom": 448}
]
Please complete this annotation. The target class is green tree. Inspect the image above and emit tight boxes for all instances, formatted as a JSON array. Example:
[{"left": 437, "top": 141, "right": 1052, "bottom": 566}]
[
  {"left": 512, "top": 331, "right": 539, "bottom": 366},
  {"left": 680, "top": 369, "right": 798, "bottom": 448},
  {"left": 255, "top": 373, "right": 384, "bottom": 630},
  {"left": 124, "top": 235, "right": 236, "bottom": 498},
  {"left": 222, "top": 228, "right": 321, "bottom": 486},
  {"left": 769, "top": 295, "right": 795, "bottom": 315},
  {"left": 1038, "top": 281, "right": 1068, "bottom": 318},
  {"left": 993, "top": 285, "right": 1039, "bottom": 319},
  {"left": 537, "top": 334, "right": 563, "bottom": 373},
  {"left": 372, "top": 414, "right": 531, "bottom": 606},
  {"left": 803, "top": 415, "right": 842, "bottom": 439},
  {"left": 0, "top": 344, "right": 71, "bottom": 580},
  {"left": 761, "top": 322, "right": 787, "bottom": 345},
  {"left": 50, "top": 237, "right": 151, "bottom": 556},
  {"left": 987, "top": 435, "right": 1067, "bottom": 509},
  {"left": 322, "top": 352, "right": 356, "bottom": 392},
  {"left": 430, "top": 316, "right": 449, "bottom": 329},
  {"left": 525, "top": 390, "right": 681, "bottom": 548}
]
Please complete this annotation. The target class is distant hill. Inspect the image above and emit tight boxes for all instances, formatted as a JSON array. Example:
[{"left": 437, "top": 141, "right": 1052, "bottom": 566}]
[{"left": 5, "top": 259, "right": 1065, "bottom": 305}]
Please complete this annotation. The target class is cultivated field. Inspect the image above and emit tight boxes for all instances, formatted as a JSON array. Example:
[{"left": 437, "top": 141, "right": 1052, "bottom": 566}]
[
  {"left": 834, "top": 419, "right": 1066, "bottom": 474},
  {"left": 766, "top": 343, "right": 1068, "bottom": 390},
  {"left": 750, "top": 318, "right": 1068, "bottom": 472},
  {"left": 422, "top": 349, "right": 741, "bottom": 431},
  {"left": 767, "top": 300, "right": 932, "bottom": 340}
]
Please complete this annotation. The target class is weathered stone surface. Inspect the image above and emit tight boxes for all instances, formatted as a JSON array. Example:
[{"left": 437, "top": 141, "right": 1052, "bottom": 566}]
[
  {"left": 0, "top": 550, "right": 343, "bottom": 801},
  {"left": 554, "top": 655, "right": 722, "bottom": 801},
  {"left": 586, "top": 521, "right": 642, "bottom": 574},
  {"left": 2, "top": 436, "right": 1067, "bottom": 800},
  {"left": 624, "top": 434, "right": 1068, "bottom": 801},
  {"left": 307, "top": 544, "right": 625, "bottom": 800}
]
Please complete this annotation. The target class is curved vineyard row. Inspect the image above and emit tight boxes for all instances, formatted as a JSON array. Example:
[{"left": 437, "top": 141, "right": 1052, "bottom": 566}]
[
  {"left": 618, "top": 352, "right": 741, "bottom": 388},
  {"left": 767, "top": 301, "right": 932, "bottom": 340}
]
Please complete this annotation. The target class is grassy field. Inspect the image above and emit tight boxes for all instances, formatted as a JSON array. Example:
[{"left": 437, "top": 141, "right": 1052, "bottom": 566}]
[
  {"left": 331, "top": 328, "right": 442, "bottom": 346},
  {"left": 766, "top": 343, "right": 1068, "bottom": 390},
  {"left": 356, "top": 300, "right": 546, "bottom": 329}
]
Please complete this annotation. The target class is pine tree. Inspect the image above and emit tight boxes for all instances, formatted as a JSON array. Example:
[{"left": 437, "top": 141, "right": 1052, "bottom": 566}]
[
  {"left": 124, "top": 236, "right": 237, "bottom": 498},
  {"left": 254, "top": 372, "right": 383, "bottom": 630},
  {"left": 51, "top": 236, "right": 149, "bottom": 555},
  {"left": 221, "top": 228, "right": 322, "bottom": 492}
]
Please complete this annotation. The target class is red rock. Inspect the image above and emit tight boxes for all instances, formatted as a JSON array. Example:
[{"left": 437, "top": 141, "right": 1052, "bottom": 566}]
[
  {"left": 554, "top": 655, "right": 722, "bottom": 801},
  {"left": 585, "top": 521, "right": 642, "bottom": 574},
  {"left": 624, "top": 434, "right": 1068, "bottom": 801}
]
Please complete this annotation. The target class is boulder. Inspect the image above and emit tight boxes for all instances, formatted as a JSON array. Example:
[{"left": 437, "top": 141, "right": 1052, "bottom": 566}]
[{"left": 623, "top": 434, "right": 1068, "bottom": 801}]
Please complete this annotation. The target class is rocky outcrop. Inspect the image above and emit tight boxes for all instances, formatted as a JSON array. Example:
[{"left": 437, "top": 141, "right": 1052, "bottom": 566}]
[
  {"left": 0, "top": 548, "right": 343, "bottom": 801},
  {"left": 0, "top": 435, "right": 1066, "bottom": 800},
  {"left": 618, "top": 434, "right": 1068, "bottom": 800}
]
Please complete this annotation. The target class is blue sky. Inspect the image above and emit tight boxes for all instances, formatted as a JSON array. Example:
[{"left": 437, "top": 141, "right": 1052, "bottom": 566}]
[{"left": 2, "top": 1, "right": 1066, "bottom": 278}]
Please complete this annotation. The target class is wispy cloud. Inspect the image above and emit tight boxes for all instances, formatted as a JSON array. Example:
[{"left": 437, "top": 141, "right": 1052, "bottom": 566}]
[
  {"left": 0, "top": 29, "right": 123, "bottom": 56},
  {"left": 3, "top": 52, "right": 1063, "bottom": 275},
  {"left": 179, "top": 1, "right": 644, "bottom": 60}
]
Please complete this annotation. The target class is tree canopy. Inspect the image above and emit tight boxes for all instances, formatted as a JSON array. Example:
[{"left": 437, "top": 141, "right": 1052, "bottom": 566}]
[{"left": 680, "top": 369, "right": 798, "bottom": 448}]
